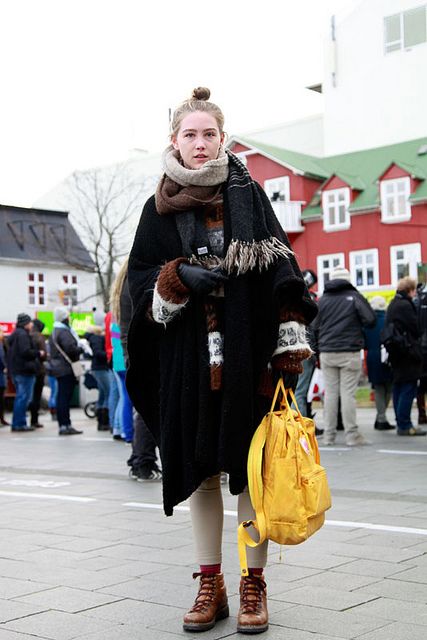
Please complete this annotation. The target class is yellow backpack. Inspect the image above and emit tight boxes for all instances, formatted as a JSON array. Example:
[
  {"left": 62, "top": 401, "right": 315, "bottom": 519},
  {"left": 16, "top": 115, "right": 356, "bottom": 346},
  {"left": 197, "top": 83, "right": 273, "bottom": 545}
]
[{"left": 237, "top": 378, "right": 332, "bottom": 576}]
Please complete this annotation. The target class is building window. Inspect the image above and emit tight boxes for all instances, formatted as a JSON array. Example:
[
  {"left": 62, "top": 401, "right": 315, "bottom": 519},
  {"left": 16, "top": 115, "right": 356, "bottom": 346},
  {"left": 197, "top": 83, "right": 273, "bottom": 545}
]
[
  {"left": 390, "top": 243, "right": 421, "bottom": 283},
  {"left": 349, "top": 249, "right": 379, "bottom": 289},
  {"left": 264, "top": 176, "right": 290, "bottom": 208},
  {"left": 384, "top": 5, "right": 427, "bottom": 54},
  {"left": 28, "top": 272, "right": 45, "bottom": 306},
  {"left": 317, "top": 253, "right": 345, "bottom": 293},
  {"left": 61, "top": 274, "right": 78, "bottom": 307},
  {"left": 321, "top": 188, "right": 350, "bottom": 231},
  {"left": 380, "top": 177, "right": 411, "bottom": 222}
]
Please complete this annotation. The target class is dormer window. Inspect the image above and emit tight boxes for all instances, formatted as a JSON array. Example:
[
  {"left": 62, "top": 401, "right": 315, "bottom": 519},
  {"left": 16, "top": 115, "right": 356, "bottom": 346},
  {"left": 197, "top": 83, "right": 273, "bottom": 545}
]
[
  {"left": 380, "top": 177, "right": 411, "bottom": 222},
  {"left": 322, "top": 187, "right": 350, "bottom": 231}
]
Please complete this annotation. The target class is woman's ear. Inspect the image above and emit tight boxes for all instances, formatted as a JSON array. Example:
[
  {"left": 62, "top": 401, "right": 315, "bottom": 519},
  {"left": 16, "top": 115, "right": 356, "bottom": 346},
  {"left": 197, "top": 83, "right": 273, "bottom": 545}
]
[
  {"left": 171, "top": 134, "right": 179, "bottom": 151},
  {"left": 220, "top": 132, "right": 225, "bottom": 145}
]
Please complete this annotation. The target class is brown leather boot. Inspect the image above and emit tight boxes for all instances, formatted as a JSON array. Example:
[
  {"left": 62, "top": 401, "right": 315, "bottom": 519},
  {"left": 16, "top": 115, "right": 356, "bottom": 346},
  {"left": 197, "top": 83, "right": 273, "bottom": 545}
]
[
  {"left": 183, "top": 572, "right": 229, "bottom": 632},
  {"left": 237, "top": 574, "right": 268, "bottom": 634}
]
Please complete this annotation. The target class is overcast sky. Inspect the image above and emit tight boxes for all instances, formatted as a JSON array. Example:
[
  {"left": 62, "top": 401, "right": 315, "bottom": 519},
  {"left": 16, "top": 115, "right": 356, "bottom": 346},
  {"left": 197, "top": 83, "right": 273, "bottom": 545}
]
[{"left": 1, "top": 0, "right": 354, "bottom": 207}]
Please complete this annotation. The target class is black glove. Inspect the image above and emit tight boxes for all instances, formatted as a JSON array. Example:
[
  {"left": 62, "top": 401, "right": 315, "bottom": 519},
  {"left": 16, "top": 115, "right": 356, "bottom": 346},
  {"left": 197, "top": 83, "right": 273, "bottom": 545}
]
[
  {"left": 178, "top": 263, "right": 228, "bottom": 295},
  {"left": 273, "top": 370, "right": 299, "bottom": 392}
]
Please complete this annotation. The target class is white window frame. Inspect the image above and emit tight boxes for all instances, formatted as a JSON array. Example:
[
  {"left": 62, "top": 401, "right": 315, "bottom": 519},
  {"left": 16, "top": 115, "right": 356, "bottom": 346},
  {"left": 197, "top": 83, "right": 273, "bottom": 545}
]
[
  {"left": 380, "top": 177, "right": 411, "bottom": 222},
  {"left": 349, "top": 249, "right": 379, "bottom": 290},
  {"left": 317, "top": 253, "right": 345, "bottom": 294},
  {"left": 27, "top": 272, "right": 46, "bottom": 307},
  {"left": 384, "top": 6, "right": 427, "bottom": 54},
  {"left": 61, "top": 273, "right": 79, "bottom": 307},
  {"left": 390, "top": 243, "right": 421, "bottom": 284},
  {"left": 264, "top": 176, "right": 290, "bottom": 209},
  {"left": 321, "top": 187, "right": 350, "bottom": 232}
]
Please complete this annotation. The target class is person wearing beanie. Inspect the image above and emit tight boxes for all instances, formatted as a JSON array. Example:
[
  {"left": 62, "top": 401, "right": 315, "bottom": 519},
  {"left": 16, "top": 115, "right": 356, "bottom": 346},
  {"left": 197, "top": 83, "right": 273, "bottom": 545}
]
[
  {"left": 28, "top": 319, "right": 48, "bottom": 428},
  {"left": 363, "top": 297, "right": 394, "bottom": 431},
  {"left": 126, "top": 87, "right": 317, "bottom": 634},
  {"left": 48, "top": 307, "right": 83, "bottom": 435},
  {"left": 312, "top": 269, "right": 376, "bottom": 446},
  {"left": 7, "top": 313, "right": 42, "bottom": 432}
]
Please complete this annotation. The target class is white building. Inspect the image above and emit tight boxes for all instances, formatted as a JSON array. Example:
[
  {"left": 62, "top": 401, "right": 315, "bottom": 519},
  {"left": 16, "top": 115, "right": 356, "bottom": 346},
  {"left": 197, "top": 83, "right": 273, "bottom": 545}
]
[
  {"left": 323, "top": 0, "right": 427, "bottom": 154},
  {"left": 0, "top": 204, "right": 97, "bottom": 325}
]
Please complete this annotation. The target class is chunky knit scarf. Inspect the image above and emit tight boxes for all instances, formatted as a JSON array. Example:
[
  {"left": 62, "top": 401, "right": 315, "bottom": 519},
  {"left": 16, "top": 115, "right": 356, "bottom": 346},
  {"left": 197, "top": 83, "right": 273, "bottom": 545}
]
[{"left": 155, "top": 146, "right": 292, "bottom": 274}]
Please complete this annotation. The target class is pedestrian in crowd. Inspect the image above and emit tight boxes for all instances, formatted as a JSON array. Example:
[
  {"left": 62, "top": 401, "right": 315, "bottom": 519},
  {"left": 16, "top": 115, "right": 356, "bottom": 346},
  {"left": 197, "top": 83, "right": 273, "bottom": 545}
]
[
  {"left": 126, "top": 87, "right": 316, "bottom": 634},
  {"left": 363, "top": 296, "right": 394, "bottom": 430},
  {"left": 28, "top": 318, "right": 47, "bottom": 429},
  {"left": 110, "top": 264, "right": 134, "bottom": 443},
  {"left": 415, "top": 282, "right": 427, "bottom": 425},
  {"left": 83, "top": 325, "right": 110, "bottom": 431},
  {"left": 48, "top": 306, "right": 83, "bottom": 436},
  {"left": 7, "top": 313, "right": 42, "bottom": 432},
  {"left": 293, "top": 269, "right": 319, "bottom": 418},
  {"left": 313, "top": 267, "right": 376, "bottom": 446},
  {"left": 104, "top": 310, "right": 120, "bottom": 438},
  {"left": 118, "top": 258, "right": 162, "bottom": 481},
  {"left": 385, "top": 277, "right": 426, "bottom": 436},
  {"left": 0, "top": 329, "right": 9, "bottom": 426}
]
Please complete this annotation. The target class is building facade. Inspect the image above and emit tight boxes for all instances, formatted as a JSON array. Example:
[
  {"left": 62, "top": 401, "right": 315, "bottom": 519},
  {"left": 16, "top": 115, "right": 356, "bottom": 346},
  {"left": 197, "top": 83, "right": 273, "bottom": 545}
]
[
  {"left": 0, "top": 205, "right": 97, "bottom": 327},
  {"left": 229, "top": 136, "right": 427, "bottom": 298}
]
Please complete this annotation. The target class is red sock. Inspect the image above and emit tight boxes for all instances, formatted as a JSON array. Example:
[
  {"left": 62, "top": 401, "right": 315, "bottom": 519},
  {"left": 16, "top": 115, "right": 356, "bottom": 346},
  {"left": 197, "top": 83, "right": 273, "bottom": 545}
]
[
  {"left": 248, "top": 567, "right": 263, "bottom": 576},
  {"left": 200, "top": 563, "right": 221, "bottom": 575}
]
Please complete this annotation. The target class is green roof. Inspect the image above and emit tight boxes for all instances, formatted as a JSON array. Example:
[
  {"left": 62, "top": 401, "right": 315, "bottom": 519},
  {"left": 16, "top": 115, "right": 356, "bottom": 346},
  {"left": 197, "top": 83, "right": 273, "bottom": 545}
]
[
  {"left": 236, "top": 136, "right": 427, "bottom": 216},
  {"left": 238, "top": 138, "right": 330, "bottom": 180}
]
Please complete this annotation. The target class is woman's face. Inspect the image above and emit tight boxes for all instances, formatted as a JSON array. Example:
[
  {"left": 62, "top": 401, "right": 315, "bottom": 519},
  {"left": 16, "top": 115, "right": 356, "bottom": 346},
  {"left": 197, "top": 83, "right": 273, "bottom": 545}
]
[{"left": 172, "top": 111, "right": 224, "bottom": 170}]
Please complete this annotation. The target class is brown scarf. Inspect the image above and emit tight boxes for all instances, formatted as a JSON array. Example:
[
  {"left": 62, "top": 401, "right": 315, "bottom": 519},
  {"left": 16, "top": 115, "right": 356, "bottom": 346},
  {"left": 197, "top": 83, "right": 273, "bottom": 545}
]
[{"left": 155, "top": 145, "right": 229, "bottom": 214}]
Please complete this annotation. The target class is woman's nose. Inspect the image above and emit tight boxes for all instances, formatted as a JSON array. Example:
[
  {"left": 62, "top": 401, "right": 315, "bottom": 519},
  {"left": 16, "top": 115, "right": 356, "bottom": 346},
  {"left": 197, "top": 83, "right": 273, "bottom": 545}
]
[{"left": 195, "top": 137, "right": 206, "bottom": 149}]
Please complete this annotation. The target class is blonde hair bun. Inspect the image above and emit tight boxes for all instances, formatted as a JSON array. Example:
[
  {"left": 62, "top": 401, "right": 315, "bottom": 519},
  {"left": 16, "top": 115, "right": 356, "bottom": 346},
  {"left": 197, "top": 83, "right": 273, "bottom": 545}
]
[{"left": 192, "top": 87, "right": 211, "bottom": 101}]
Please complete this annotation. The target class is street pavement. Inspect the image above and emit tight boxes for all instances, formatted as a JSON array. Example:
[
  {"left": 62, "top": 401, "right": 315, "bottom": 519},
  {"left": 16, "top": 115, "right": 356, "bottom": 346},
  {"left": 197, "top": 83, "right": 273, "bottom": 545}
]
[{"left": 0, "top": 404, "right": 427, "bottom": 639}]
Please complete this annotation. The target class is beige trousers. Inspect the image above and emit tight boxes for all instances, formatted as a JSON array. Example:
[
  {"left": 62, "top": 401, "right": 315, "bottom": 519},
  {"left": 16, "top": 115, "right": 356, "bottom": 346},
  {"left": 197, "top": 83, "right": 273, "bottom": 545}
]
[{"left": 190, "top": 475, "right": 268, "bottom": 567}]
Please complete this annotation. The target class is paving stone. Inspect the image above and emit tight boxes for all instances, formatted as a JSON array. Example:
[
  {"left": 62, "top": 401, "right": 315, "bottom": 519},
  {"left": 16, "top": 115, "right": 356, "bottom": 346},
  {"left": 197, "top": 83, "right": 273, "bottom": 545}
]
[
  {"left": 357, "top": 621, "right": 427, "bottom": 640},
  {"left": 389, "top": 566, "right": 427, "bottom": 584},
  {"left": 354, "top": 577, "right": 427, "bottom": 603},
  {"left": 0, "top": 630, "right": 47, "bottom": 640},
  {"left": 82, "top": 599, "right": 184, "bottom": 625},
  {"left": 271, "top": 603, "right": 390, "bottom": 638},
  {"left": 271, "top": 585, "right": 379, "bottom": 611},
  {"left": 148, "top": 611, "right": 239, "bottom": 639},
  {"left": 15, "top": 586, "right": 123, "bottom": 613},
  {"left": 2, "top": 610, "right": 114, "bottom": 640},
  {"left": 0, "top": 598, "right": 48, "bottom": 623},
  {"left": 77, "top": 625, "right": 183, "bottom": 640},
  {"left": 333, "top": 558, "right": 415, "bottom": 578},
  {"left": 353, "top": 597, "right": 427, "bottom": 624},
  {"left": 280, "top": 570, "right": 380, "bottom": 592},
  {"left": 0, "top": 577, "right": 52, "bottom": 600}
]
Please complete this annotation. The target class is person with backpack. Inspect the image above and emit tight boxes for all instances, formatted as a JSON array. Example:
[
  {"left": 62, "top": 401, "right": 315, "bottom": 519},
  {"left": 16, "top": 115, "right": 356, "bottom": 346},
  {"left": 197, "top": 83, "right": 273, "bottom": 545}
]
[
  {"left": 83, "top": 325, "right": 110, "bottom": 431},
  {"left": 48, "top": 306, "right": 83, "bottom": 436},
  {"left": 126, "top": 87, "right": 316, "bottom": 634},
  {"left": 312, "top": 267, "right": 376, "bottom": 446},
  {"left": 384, "top": 277, "right": 425, "bottom": 436}
]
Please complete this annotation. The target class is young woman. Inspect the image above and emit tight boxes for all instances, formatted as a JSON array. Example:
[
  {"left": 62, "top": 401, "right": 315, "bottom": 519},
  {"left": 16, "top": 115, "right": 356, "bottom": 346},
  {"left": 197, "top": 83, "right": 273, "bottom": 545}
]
[{"left": 127, "top": 87, "right": 317, "bottom": 634}]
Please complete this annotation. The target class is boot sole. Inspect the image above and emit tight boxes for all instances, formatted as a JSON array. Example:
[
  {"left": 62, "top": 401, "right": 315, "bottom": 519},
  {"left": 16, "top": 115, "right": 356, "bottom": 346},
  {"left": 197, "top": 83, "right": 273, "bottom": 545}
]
[
  {"left": 183, "top": 604, "right": 229, "bottom": 632},
  {"left": 237, "top": 622, "right": 269, "bottom": 634}
]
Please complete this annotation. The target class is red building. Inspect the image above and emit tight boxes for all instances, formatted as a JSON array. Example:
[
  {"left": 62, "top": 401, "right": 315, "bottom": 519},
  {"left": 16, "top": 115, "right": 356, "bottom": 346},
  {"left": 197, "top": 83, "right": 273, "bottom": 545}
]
[{"left": 228, "top": 136, "right": 427, "bottom": 300}]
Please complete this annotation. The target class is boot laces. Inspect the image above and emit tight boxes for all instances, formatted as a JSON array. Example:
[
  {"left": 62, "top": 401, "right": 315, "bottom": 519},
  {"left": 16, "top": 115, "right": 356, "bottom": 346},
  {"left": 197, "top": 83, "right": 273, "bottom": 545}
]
[
  {"left": 189, "top": 572, "right": 218, "bottom": 613},
  {"left": 240, "top": 575, "right": 267, "bottom": 614}
]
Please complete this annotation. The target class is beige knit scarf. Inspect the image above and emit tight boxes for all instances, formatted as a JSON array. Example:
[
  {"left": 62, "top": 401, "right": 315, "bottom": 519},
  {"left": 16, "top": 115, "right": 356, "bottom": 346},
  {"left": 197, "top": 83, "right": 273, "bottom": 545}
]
[{"left": 155, "top": 145, "right": 229, "bottom": 214}]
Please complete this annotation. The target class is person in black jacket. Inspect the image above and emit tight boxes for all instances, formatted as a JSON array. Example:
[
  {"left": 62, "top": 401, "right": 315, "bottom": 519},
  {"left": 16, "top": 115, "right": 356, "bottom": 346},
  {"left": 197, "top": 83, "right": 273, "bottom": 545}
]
[
  {"left": 7, "top": 313, "right": 43, "bottom": 432},
  {"left": 48, "top": 306, "right": 83, "bottom": 436},
  {"left": 385, "top": 277, "right": 425, "bottom": 436},
  {"left": 83, "top": 326, "right": 110, "bottom": 431},
  {"left": 313, "top": 268, "right": 376, "bottom": 446},
  {"left": 363, "top": 296, "right": 394, "bottom": 430},
  {"left": 28, "top": 319, "right": 48, "bottom": 429}
]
